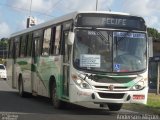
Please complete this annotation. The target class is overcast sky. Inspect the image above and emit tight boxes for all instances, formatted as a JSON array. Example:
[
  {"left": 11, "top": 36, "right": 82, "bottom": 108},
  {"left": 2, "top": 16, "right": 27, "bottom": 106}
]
[{"left": 0, "top": 0, "right": 160, "bottom": 38}]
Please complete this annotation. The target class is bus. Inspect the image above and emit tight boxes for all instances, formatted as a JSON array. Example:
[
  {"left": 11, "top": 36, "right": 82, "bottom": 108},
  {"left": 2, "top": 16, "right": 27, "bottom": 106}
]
[{"left": 6, "top": 11, "right": 149, "bottom": 111}]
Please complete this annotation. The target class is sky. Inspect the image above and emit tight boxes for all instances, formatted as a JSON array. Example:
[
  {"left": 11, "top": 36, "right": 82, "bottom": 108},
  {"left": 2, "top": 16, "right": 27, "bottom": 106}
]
[{"left": 0, "top": 0, "right": 160, "bottom": 38}]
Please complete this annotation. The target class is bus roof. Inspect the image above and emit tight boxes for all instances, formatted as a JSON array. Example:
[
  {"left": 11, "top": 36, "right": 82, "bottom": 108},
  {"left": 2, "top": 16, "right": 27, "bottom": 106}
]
[{"left": 10, "top": 11, "right": 137, "bottom": 38}]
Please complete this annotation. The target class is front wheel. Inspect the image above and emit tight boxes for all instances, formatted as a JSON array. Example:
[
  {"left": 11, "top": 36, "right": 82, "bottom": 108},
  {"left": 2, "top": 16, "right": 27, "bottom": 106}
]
[
  {"left": 107, "top": 103, "right": 123, "bottom": 111},
  {"left": 51, "top": 82, "right": 63, "bottom": 109}
]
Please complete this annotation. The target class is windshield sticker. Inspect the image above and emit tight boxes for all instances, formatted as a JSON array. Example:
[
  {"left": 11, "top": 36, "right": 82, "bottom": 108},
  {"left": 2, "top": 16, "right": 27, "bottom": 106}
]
[
  {"left": 114, "top": 64, "right": 120, "bottom": 71},
  {"left": 113, "top": 32, "right": 145, "bottom": 38},
  {"left": 80, "top": 54, "right": 100, "bottom": 68},
  {"left": 88, "top": 31, "right": 96, "bottom": 35}
]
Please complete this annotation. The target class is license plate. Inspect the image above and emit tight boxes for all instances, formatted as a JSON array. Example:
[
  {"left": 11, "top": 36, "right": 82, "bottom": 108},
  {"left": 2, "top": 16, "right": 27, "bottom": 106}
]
[{"left": 133, "top": 95, "right": 145, "bottom": 100}]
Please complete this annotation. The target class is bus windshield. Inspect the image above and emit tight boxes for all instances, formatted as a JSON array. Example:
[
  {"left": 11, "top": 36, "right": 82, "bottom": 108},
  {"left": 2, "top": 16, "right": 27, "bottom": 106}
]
[{"left": 73, "top": 29, "right": 147, "bottom": 73}]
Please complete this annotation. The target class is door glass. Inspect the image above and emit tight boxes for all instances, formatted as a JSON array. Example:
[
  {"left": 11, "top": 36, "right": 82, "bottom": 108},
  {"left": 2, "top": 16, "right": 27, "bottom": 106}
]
[
  {"left": 64, "top": 32, "right": 70, "bottom": 63},
  {"left": 35, "top": 38, "right": 40, "bottom": 57},
  {"left": 63, "top": 31, "right": 70, "bottom": 96},
  {"left": 54, "top": 26, "right": 61, "bottom": 55}
]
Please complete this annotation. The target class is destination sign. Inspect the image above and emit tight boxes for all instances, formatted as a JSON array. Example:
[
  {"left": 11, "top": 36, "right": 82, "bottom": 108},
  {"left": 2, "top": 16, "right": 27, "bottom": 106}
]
[
  {"left": 103, "top": 18, "right": 127, "bottom": 26},
  {"left": 76, "top": 13, "right": 146, "bottom": 31}
]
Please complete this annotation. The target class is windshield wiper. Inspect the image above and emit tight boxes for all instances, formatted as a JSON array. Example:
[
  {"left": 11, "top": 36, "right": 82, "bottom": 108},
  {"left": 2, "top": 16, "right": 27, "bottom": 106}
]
[
  {"left": 96, "top": 31, "right": 110, "bottom": 45},
  {"left": 91, "top": 27, "right": 111, "bottom": 45}
]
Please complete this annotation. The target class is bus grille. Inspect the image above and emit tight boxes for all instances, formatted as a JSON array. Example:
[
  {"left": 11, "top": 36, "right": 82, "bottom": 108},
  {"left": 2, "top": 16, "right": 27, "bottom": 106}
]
[
  {"left": 94, "top": 86, "right": 128, "bottom": 89},
  {"left": 98, "top": 93, "right": 125, "bottom": 99},
  {"left": 91, "top": 77, "right": 136, "bottom": 84},
  {"left": 93, "top": 85, "right": 129, "bottom": 91}
]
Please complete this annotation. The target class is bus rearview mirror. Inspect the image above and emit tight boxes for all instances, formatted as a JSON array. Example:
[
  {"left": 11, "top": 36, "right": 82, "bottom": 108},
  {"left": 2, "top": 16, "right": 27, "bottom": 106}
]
[{"left": 67, "top": 32, "right": 75, "bottom": 45}]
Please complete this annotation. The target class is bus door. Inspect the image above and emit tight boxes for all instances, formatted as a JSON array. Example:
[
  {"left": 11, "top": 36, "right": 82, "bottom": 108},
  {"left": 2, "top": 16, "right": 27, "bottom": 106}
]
[
  {"left": 7, "top": 39, "right": 13, "bottom": 87},
  {"left": 31, "top": 35, "right": 41, "bottom": 94},
  {"left": 12, "top": 37, "right": 20, "bottom": 89},
  {"left": 12, "top": 41, "right": 17, "bottom": 88},
  {"left": 62, "top": 31, "right": 71, "bottom": 97}
]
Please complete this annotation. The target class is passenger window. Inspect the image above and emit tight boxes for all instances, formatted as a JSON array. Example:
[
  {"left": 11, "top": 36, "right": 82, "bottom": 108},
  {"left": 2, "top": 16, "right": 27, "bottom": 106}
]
[
  {"left": 42, "top": 28, "right": 51, "bottom": 56},
  {"left": 54, "top": 25, "right": 61, "bottom": 55},
  {"left": 15, "top": 37, "right": 20, "bottom": 58},
  {"left": 20, "top": 36, "right": 26, "bottom": 57},
  {"left": 8, "top": 39, "right": 14, "bottom": 58},
  {"left": 7, "top": 39, "right": 11, "bottom": 58},
  {"left": 27, "top": 33, "right": 32, "bottom": 57},
  {"left": 50, "top": 27, "right": 56, "bottom": 55}
]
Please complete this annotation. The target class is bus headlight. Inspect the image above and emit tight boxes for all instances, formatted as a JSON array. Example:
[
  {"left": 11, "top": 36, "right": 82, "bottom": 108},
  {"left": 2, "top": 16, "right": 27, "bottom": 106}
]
[
  {"left": 130, "top": 80, "right": 145, "bottom": 90},
  {"left": 71, "top": 74, "right": 91, "bottom": 89}
]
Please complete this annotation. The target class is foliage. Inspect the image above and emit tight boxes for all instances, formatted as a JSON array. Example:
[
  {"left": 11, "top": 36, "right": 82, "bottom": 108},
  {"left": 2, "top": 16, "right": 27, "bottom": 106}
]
[
  {"left": 0, "top": 38, "right": 8, "bottom": 47},
  {"left": 147, "top": 27, "right": 160, "bottom": 40}
]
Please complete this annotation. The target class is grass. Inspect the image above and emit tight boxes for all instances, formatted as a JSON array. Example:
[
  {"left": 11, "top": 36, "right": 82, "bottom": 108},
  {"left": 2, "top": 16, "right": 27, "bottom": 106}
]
[
  {"left": 147, "top": 93, "right": 160, "bottom": 108},
  {"left": 123, "top": 93, "right": 160, "bottom": 115}
]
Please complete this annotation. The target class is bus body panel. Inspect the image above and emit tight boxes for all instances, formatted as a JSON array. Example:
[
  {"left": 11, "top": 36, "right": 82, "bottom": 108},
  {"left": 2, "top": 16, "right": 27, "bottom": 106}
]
[
  {"left": 14, "top": 58, "right": 32, "bottom": 92},
  {"left": 69, "top": 69, "right": 148, "bottom": 104},
  {"left": 13, "top": 55, "right": 64, "bottom": 98},
  {"left": 70, "top": 84, "right": 148, "bottom": 104},
  {"left": 35, "top": 56, "right": 63, "bottom": 97}
]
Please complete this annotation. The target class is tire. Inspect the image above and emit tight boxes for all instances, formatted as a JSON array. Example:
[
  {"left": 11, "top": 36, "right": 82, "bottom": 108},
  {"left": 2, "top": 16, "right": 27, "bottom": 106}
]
[
  {"left": 51, "top": 82, "right": 63, "bottom": 109},
  {"left": 107, "top": 103, "right": 123, "bottom": 111},
  {"left": 18, "top": 76, "right": 28, "bottom": 97}
]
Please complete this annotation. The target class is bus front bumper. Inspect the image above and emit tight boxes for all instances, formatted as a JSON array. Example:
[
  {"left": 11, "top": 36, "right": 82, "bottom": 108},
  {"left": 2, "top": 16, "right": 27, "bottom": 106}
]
[{"left": 69, "top": 84, "right": 148, "bottom": 104}]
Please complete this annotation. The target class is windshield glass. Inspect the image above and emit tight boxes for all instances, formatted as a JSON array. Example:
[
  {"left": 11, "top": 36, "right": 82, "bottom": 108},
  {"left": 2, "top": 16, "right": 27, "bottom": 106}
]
[
  {"left": 73, "top": 29, "right": 147, "bottom": 73},
  {"left": 0, "top": 65, "right": 5, "bottom": 69},
  {"left": 73, "top": 29, "right": 112, "bottom": 72},
  {"left": 113, "top": 32, "right": 147, "bottom": 72}
]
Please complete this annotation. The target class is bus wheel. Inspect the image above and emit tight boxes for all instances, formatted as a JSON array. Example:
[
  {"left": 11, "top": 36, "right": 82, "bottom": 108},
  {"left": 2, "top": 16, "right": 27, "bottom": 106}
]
[
  {"left": 51, "top": 82, "right": 63, "bottom": 109},
  {"left": 18, "top": 76, "right": 27, "bottom": 97},
  {"left": 107, "top": 103, "right": 123, "bottom": 111}
]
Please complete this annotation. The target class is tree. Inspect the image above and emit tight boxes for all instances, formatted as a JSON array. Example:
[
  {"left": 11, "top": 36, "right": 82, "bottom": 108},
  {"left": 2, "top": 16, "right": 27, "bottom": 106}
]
[
  {"left": 147, "top": 27, "right": 160, "bottom": 40},
  {"left": 0, "top": 38, "right": 8, "bottom": 59},
  {"left": 0, "top": 38, "right": 8, "bottom": 46}
]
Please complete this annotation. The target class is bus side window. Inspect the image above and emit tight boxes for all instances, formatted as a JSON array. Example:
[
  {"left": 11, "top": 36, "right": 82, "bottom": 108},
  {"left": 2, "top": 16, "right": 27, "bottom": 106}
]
[
  {"left": 7, "top": 39, "right": 11, "bottom": 58},
  {"left": 50, "top": 27, "right": 56, "bottom": 55},
  {"left": 24, "top": 34, "right": 29, "bottom": 57},
  {"left": 20, "top": 36, "right": 26, "bottom": 58},
  {"left": 27, "top": 33, "right": 32, "bottom": 57},
  {"left": 9, "top": 39, "right": 14, "bottom": 58},
  {"left": 42, "top": 28, "right": 51, "bottom": 56},
  {"left": 33, "top": 37, "right": 41, "bottom": 57},
  {"left": 33, "top": 30, "right": 43, "bottom": 57},
  {"left": 54, "top": 25, "right": 62, "bottom": 55},
  {"left": 15, "top": 37, "right": 20, "bottom": 58}
]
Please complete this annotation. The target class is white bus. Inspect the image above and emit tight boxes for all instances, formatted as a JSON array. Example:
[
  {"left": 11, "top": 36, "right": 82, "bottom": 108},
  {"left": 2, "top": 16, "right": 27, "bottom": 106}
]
[{"left": 7, "top": 11, "right": 149, "bottom": 111}]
